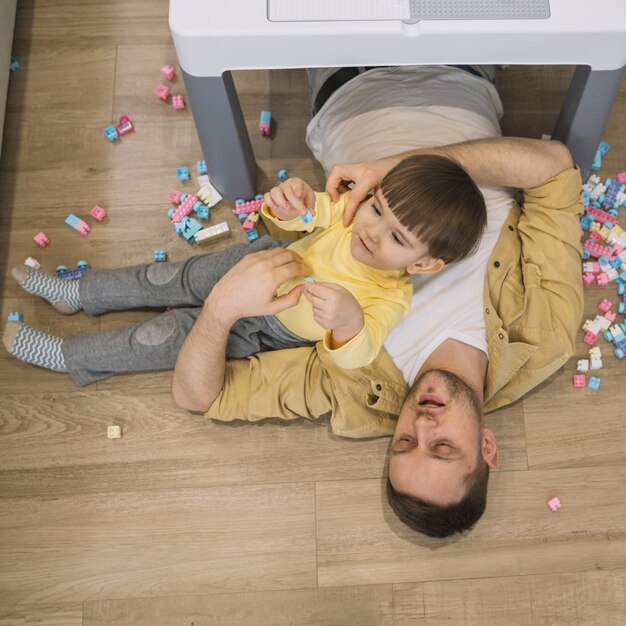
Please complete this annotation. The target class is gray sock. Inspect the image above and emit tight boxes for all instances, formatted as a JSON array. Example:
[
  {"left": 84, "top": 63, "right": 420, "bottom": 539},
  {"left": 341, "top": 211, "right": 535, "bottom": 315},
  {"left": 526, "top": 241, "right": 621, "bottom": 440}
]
[
  {"left": 4, "top": 321, "right": 67, "bottom": 372},
  {"left": 12, "top": 265, "right": 82, "bottom": 314}
]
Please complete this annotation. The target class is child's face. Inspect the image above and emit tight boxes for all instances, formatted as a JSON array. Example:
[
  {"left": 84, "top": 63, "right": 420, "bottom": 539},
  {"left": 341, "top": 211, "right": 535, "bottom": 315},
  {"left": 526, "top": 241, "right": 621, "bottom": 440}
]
[{"left": 349, "top": 190, "right": 443, "bottom": 274}]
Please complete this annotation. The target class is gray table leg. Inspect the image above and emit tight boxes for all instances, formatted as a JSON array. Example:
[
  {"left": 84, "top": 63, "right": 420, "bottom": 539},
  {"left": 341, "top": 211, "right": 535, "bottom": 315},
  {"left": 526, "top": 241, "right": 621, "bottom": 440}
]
[
  {"left": 182, "top": 70, "right": 257, "bottom": 200},
  {"left": 552, "top": 65, "right": 625, "bottom": 180}
]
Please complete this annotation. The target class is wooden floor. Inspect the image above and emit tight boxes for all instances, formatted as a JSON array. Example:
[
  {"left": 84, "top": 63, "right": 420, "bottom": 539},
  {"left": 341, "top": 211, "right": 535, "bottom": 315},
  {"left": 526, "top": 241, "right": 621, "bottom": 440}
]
[{"left": 0, "top": 2, "right": 625, "bottom": 625}]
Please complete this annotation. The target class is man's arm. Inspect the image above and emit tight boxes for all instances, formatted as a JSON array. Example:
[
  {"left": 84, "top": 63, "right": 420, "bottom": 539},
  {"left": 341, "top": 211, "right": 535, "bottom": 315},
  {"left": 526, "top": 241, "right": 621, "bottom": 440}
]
[
  {"left": 326, "top": 138, "right": 574, "bottom": 225},
  {"left": 171, "top": 248, "right": 308, "bottom": 413}
]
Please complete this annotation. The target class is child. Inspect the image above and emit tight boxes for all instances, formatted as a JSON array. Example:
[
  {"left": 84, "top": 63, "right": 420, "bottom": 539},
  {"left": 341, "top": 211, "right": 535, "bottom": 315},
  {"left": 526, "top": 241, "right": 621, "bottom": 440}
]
[{"left": 4, "top": 154, "right": 486, "bottom": 384}]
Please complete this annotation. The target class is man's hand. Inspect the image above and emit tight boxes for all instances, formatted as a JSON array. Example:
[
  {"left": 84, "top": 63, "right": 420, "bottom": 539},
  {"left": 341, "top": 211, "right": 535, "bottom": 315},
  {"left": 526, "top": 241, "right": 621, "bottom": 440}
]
[
  {"left": 325, "top": 156, "right": 401, "bottom": 226},
  {"left": 263, "top": 177, "right": 316, "bottom": 220},
  {"left": 208, "top": 247, "right": 309, "bottom": 324},
  {"left": 303, "top": 282, "right": 365, "bottom": 347}
]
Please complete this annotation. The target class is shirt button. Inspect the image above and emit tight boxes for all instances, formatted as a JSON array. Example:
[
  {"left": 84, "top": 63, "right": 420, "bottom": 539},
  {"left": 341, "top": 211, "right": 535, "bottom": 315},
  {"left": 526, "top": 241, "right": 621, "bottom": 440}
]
[
  {"left": 376, "top": 384, "right": 382, "bottom": 391},
  {"left": 508, "top": 225, "right": 514, "bottom": 232},
  {"left": 494, "top": 261, "right": 501, "bottom": 268},
  {"left": 499, "top": 333, "right": 504, "bottom": 339},
  {"left": 486, "top": 308, "right": 490, "bottom": 314}
]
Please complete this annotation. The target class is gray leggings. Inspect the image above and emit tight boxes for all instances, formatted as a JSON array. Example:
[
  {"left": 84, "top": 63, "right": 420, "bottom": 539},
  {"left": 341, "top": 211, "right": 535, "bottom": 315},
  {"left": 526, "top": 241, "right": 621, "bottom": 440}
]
[{"left": 62, "top": 236, "right": 313, "bottom": 386}]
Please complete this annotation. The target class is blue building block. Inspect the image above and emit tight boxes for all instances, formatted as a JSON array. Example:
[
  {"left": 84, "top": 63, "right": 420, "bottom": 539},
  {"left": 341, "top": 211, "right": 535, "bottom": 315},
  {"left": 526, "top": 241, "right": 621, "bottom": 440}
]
[
  {"left": 193, "top": 201, "right": 209, "bottom": 220},
  {"left": 56, "top": 264, "right": 69, "bottom": 275},
  {"left": 8, "top": 311, "right": 23, "bottom": 321},
  {"left": 588, "top": 376, "right": 601, "bottom": 390},
  {"left": 598, "top": 140, "right": 610, "bottom": 156},
  {"left": 300, "top": 208, "right": 314, "bottom": 224},
  {"left": 76, "top": 260, "right": 89, "bottom": 270},
  {"left": 177, "top": 167, "right": 190, "bottom": 182},
  {"left": 277, "top": 168, "right": 288, "bottom": 182},
  {"left": 196, "top": 160, "right": 207, "bottom": 175},
  {"left": 10, "top": 57, "right": 19, "bottom": 72},
  {"left": 177, "top": 217, "right": 203, "bottom": 242},
  {"left": 57, "top": 267, "right": 88, "bottom": 280},
  {"left": 154, "top": 250, "right": 168, "bottom": 262},
  {"left": 246, "top": 228, "right": 260, "bottom": 243},
  {"left": 104, "top": 125, "right": 119, "bottom": 141}
]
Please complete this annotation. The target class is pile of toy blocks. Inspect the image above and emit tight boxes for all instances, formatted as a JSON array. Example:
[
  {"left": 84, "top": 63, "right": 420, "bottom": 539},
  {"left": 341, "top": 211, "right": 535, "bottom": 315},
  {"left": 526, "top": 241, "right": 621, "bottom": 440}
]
[{"left": 574, "top": 168, "right": 626, "bottom": 389}]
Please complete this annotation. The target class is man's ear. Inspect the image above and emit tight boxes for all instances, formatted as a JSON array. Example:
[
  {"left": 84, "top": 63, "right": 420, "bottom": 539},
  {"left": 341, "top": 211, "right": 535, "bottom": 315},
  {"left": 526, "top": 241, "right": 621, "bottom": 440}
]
[
  {"left": 481, "top": 427, "right": 499, "bottom": 468},
  {"left": 406, "top": 256, "right": 445, "bottom": 275}
]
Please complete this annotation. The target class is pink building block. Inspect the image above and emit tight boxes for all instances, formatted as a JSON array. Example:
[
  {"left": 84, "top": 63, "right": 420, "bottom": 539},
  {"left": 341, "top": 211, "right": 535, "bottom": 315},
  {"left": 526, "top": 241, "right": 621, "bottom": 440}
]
[
  {"left": 546, "top": 496, "right": 561, "bottom": 512},
  {"left": 172, "top": 95, "right": 185, "bottom": 110},
  {"left": 161, "top": 64, "right": 176, "bottom": 81},
  {"left": 598, "top": 299, "right": 612, "bottom": 313},
  {"left": 589, "top": 230, "right": 602, "bottom": 242},
  {"left": 605, "top": 310, "right": 617, "bottom": 323},
  {"left": 585, "top": 206, "right": 618, "bottom": 225},
  {"left": 582, "top": 272, "right": 596, "bottom": 286},
  {"left": 597, "top": 273, "right": 609, "bottom": 287},
  {"left": 90, "top": 205, "right": 107, "bottom": 221},
  {"left": 155, "top": 84, "right": 170, "bottom": 101},
  {"left": 583, "top": 331, "right": 598, "bottom": 346},
  {"left": 170, "top": 194, "right": 197, "bottom": 223},
  {"left": 242, "top": 219, "right": 256, "bottom": 231},
  {"left": 168, "top": 189, "right": 182, "bottom": 204},
  {"left": 33, "top": 232, "right": 50, "bottom": 247},
  {"left": 572, "top": 374, "right": 586, "bottom": 388},
  {"left": 116, "top": 115, "right": 134, "bottom": 136},
  {"left": 232, "top": 198, "right": 264, "bottom": 215}
]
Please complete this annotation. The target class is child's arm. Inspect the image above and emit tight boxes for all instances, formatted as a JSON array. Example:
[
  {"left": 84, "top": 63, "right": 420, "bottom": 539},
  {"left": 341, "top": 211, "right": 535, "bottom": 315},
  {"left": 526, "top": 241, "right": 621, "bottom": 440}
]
[
  {"left": 261, "top": 179, "right": 350, "bottom": 232},
  {"left": 304, "top": 282, "right": 410, "bottom": 369}
]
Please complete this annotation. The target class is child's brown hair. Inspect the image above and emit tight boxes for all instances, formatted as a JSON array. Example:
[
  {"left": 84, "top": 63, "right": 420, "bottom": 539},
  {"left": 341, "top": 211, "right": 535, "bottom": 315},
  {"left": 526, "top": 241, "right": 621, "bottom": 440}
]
[{"left": 380, "top": 154, "right": 487, "bottom": 264}]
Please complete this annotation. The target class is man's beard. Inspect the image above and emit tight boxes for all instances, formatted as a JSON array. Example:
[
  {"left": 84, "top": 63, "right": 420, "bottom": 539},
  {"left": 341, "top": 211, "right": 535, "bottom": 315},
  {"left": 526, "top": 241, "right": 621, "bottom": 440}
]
[{"left": 410, "top": 368, "right": 483, "bottom": 424}]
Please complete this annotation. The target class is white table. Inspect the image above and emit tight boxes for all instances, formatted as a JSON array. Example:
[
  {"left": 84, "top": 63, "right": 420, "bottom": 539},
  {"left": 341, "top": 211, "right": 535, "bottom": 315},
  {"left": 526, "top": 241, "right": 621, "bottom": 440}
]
[{"left": 170, "top": 0, "right": 626, "bottom": 199}]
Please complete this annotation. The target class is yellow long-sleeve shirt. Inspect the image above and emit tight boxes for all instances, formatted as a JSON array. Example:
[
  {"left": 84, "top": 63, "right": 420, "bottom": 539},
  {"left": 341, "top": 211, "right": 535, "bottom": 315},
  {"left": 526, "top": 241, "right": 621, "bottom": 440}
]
[{"left": 262, "top": 192, "right": 412, "bottom": 369}]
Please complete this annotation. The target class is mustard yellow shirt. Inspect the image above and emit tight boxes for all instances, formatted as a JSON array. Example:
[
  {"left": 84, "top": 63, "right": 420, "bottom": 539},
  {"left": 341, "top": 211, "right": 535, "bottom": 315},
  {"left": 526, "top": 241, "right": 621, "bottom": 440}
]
[
  {"left": 262, "top": 192, "right": 412, "bottom": 369},
  {"left": 207, "top": 167, "right": 583, "bottom": 436}
]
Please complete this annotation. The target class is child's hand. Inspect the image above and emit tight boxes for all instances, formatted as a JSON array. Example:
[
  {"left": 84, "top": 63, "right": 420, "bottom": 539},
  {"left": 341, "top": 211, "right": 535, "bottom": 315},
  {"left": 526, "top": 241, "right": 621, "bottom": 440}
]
[
  {"left": 303, "top": 282, "right": 365, "bottom": 347},
  {"left": 263, "top": 178, "right": 316, "bottom": 221}
]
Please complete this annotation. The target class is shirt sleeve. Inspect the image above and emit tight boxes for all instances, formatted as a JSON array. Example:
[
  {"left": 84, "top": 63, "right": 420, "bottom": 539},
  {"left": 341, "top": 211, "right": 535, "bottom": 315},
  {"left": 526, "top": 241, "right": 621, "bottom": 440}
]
[
  {"left": 518, "top": 166, "right": 584, "bottom": 354},
  {"left": 204, "top": 342, "right": 407, "bottom": 438},
  {"left": 260, "top": 191, "right": 348, "bottom": 233},
  {"left": 322, "top": 286, "right": 411, "bottom": 369}
]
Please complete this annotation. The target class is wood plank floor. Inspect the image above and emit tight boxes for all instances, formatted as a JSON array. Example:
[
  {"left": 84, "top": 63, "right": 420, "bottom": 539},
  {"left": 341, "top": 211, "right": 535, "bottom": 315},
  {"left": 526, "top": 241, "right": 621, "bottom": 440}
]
[{"left": 0, "top": 1, "right": 625, "bottom": 624}]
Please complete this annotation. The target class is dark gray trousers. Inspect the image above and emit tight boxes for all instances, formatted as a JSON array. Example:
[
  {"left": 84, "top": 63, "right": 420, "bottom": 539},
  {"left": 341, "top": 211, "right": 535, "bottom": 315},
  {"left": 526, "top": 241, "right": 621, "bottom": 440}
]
[{"left": 62, "top": 236, "right": 312, "bottom": 386}]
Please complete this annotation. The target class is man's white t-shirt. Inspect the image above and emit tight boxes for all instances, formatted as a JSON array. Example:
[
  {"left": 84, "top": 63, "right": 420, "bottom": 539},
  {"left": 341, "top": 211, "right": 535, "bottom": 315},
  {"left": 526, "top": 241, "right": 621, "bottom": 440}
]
[{"left": 306, "top": 66, "right": 515, "bottom": 386}]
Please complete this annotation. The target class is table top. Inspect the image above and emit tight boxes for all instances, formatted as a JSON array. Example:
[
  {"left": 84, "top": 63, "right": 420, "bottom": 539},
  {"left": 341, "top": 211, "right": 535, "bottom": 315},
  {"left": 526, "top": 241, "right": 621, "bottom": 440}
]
[{"left": 170, "top": 0, "right": 626, "bottom": 76}]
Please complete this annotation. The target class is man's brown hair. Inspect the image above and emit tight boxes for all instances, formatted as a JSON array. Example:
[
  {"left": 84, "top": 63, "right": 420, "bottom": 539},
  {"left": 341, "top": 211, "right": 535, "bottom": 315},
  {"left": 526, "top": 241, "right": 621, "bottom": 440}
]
[{"left": 380, "top": 154, "right": 487, "bottom": 264}]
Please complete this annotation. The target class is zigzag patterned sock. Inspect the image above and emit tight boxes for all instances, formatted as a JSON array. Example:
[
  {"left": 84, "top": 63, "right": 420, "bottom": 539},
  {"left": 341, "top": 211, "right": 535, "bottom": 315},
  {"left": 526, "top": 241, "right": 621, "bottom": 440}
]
[
  {"left": 9, "top": 323, "right": 67, "bottom": 372},
  {"left": 13, "top": 266, "right": 82, "bottom": 314}
]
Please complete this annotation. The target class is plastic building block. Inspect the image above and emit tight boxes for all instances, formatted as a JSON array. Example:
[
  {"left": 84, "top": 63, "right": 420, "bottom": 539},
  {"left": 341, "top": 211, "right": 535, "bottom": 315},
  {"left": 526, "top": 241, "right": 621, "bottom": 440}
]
[
  {"left": 194, "top": 221, "right": 231, "bottom": 244},
  {"left": 154, "top": 250, "right": 168, "bottom": 262},
  {"left": 242, "top": 219, "right": 257, "bottom": 231},
  {"left": 174, "top": 216, "right": 203, "bottom": 242},
  {"left": 246, "top": 228, "right": 260, "bottom": 243},
  {"left": 33, "top": 232, "right": 50, "bottom": 247},
  {"left": 10, "top": 56, "right": 19, "bottom": 72},
  {"left": 57, "top": 267, "right": 88, "bottom": 280},
  {"left": 576, "top": 359, "right": 589, "bottom": 373},
  {"left": 598, "top": 140, "right": 610, "bottom": 156},
  {"left": 155, "top": 84, "right": 170, "bottom": 100},
  {"left": 196, "top": 182, "right": 223, "bottom": 208},
  {"left": 572, "top": 374, "right": 586, "bottom": 388},
  {"left": 90, "top": 205, "right": 107, "bottom": 221},
  {"left": 104, "top": 125, "right": 119, "bottom": 141},
  {"left": 196, "top": 174, "right": 210, "bottom": 188},
  {"left": 116, "top": 115, "right": 134, "bottom": 136},
  {"left": 583, "top": 331, "right": 597, "bottom": 346},
  {"left": 232, "top": 197, "right": 263, "bottom": 215},
  {"left": 277, "top": 168, "right": 288, "bottom": 181},
  {"left": 65, "top": 213, "right": 91, "bottom": 236},
  {"left": 172, "top": 95, "right": 185, "bottom": 110},
  {"left": 107, "top": 425, "right": 122, "bottom": 439},
  {"left": 194, "top": 203, "right": 209, "bottom": 220},
  {"left": 259, "top": 110, "right": 272, "bottom": 136},
  {"left": 588, "top": 376, "right": 601, "bottom": 390},
  {"left": 24, "top": 257, "right": 40, "bottom": 269},
  {"left": 598, "top": 299, "right": 612, "bottom": 313},
  {"left": 168, "top": 189, "right": 182, "bottom": 204},
  {"left": 7, "top": 311, "right": 23, "bottom": 321},
  {"left": 161, "top": 64, "right": 176, "bottom": 80},
  {"left": 301, "top": 208, "right": 314, "bottom": 224},
  {"left": 56, "top": 264, "right": 69, "bottom": 274},
  {"left": 197, "top": 160, "right": 207, "bottom": 175},
  {"left": 77, "top": 260, "right": 89, "bottom": 269},
  {"left": 177, "top": 167, "right": 190, "bottom": 182},
  {"left": 546, "top": 496, "right": 561, "bottom": 512}
]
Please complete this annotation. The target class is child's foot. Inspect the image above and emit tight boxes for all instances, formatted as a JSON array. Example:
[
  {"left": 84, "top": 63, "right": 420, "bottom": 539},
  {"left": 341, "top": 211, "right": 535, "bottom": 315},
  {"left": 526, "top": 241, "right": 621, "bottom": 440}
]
[
  {"left": 3, "top": 321, "right": 67, "bottom": 372},
  {"left": 12, "top": 265, "right": 82, "bottom": 314}
]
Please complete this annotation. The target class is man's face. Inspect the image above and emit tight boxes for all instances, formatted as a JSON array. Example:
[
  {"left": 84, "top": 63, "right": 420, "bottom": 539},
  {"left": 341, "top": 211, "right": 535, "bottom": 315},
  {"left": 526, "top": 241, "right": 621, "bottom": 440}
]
[{"left": 388, "top": 369, "right": 496, "bottom": 506}]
